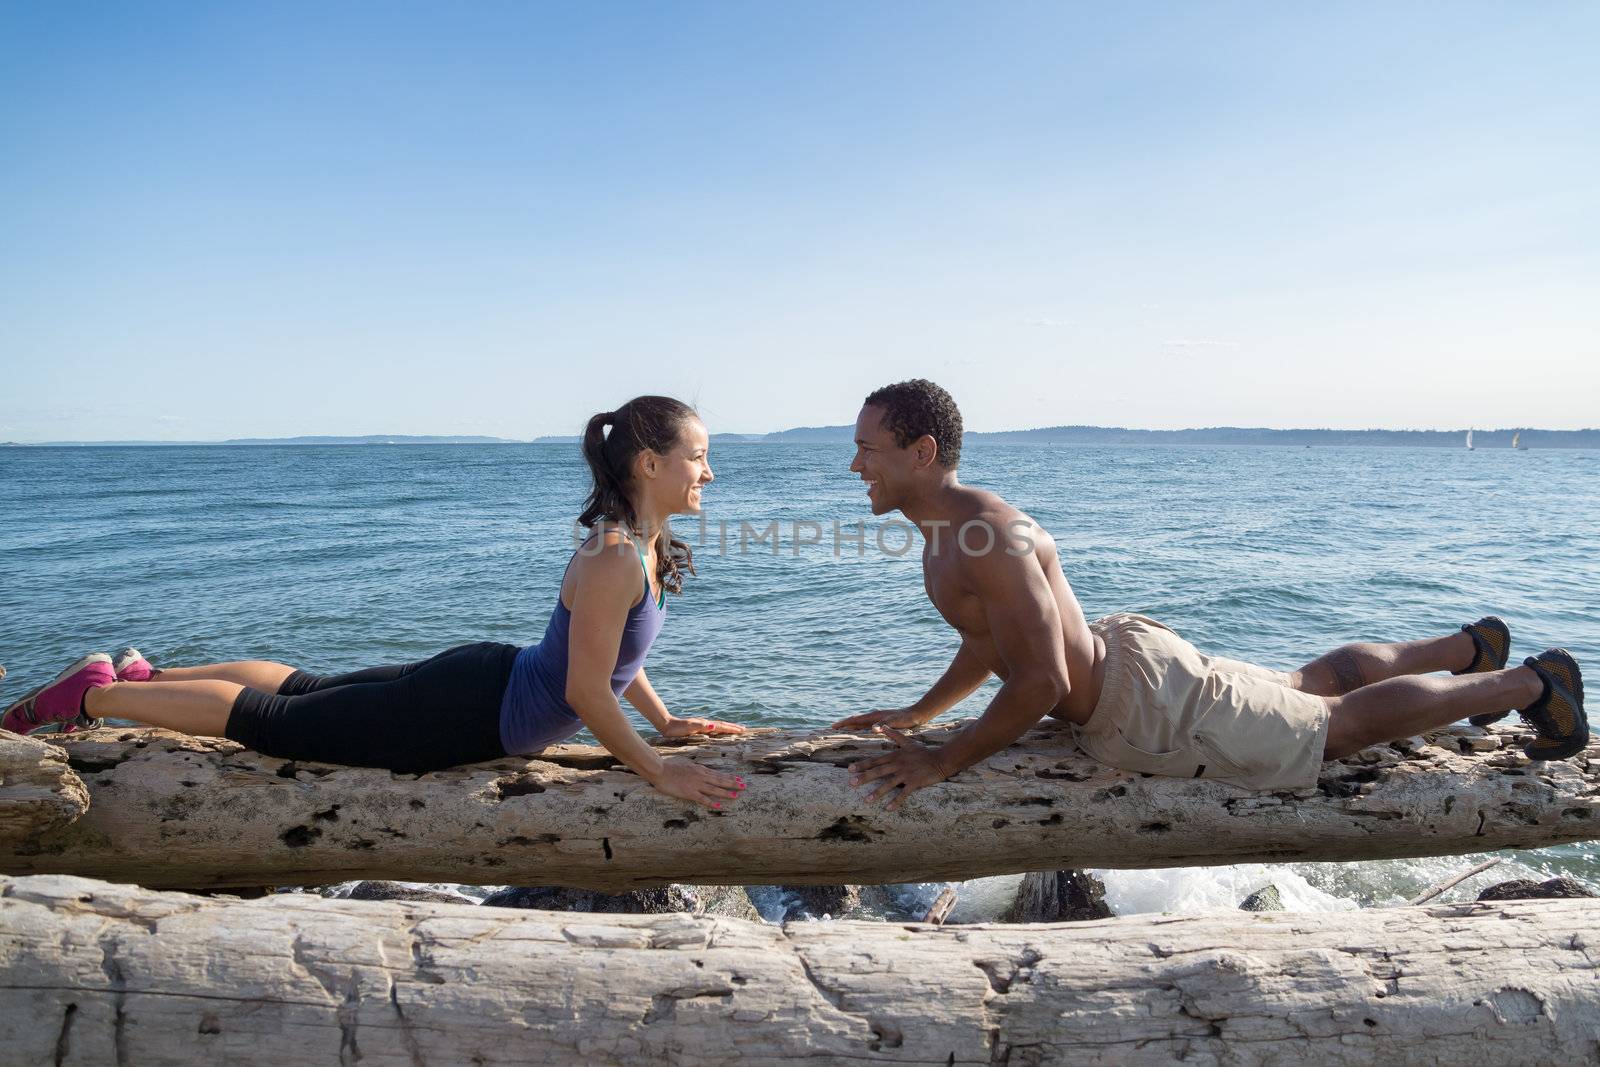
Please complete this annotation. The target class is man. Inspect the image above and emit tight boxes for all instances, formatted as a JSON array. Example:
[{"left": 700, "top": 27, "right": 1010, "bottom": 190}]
[{"left": 834, "top": 379, "right": 1587, "bottom": 809}]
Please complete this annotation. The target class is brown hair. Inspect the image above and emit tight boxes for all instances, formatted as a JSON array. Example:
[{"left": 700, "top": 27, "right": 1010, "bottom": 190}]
[{"left": 578, "top": 395, "right": 698, "bottom": 596}]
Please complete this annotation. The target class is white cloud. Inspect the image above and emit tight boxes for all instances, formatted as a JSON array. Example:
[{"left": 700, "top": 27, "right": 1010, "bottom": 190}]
[
  {"left": 1162, "top": 339, "right": 1241, "bottom": 349},
  {"left": 1020, "top": 316, "right": 1075, "bottom": 328}
]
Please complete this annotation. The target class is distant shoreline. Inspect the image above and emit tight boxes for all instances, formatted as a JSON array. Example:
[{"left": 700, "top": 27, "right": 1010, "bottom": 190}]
[{"left": 7, "top": 425, "right": 1598, "bottom": 450}]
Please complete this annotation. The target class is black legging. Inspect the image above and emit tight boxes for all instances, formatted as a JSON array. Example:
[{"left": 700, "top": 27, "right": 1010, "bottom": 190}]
[{"left": 224, "top": 642, "right": 518, "bottom": 774}]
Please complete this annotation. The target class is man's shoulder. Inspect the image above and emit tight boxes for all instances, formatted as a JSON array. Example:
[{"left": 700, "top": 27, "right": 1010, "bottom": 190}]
[
  {"left": 955, "top": 488, "right": 1055, "bottom": 546},
  {"left": 950, "top": 486, "right": 1021, "bottom": 524}
]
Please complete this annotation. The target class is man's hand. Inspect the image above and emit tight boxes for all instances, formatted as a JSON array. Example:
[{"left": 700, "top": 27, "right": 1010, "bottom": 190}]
[
  {"left": 660, "top": 716, "right": 746, "bottom": 739},
  {"left": 831, "top": 706, "right": 936, "bottom": 731},
  {"left": 847, "top": 725, "right": 954, "bottom": 810}
]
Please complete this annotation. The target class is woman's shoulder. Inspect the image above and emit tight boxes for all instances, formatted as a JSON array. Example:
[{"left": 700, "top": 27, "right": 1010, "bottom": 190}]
[
  {"left": 567, "top": 525, "right": 645, "bottom": 601},
  {"left": 576, "top": 521, "right": 641, "bottom": 556}
]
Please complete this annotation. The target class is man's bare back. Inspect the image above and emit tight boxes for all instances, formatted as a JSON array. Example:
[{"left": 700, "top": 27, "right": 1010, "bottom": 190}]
[{"left": 918, "top": 486, "right": 1105, "bottom": 724}]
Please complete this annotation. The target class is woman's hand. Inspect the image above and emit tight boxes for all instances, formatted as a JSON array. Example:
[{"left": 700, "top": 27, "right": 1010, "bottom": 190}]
[
  {"left": 660, "top": 715, "right": 747, "bottom": 739},
  {"left": 831, "top": 706, "right": 936, "bottom": 731},
  {"left": 646, "top": 761, "right": 746, "bottom": 809}
]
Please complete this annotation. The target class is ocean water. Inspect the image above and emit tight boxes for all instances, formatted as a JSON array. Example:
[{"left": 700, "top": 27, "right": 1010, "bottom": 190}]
[{"left": 3, "top": 441, "right": 1597, "bottom": 916}]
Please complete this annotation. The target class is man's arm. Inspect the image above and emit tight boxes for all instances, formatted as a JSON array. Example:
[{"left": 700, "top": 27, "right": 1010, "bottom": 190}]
[
  {"left": 833, "top": 640, "right": 990, "bottom": 729},
  {"left": 850, "top": 545, "right": 1068, "bottom": 807}
]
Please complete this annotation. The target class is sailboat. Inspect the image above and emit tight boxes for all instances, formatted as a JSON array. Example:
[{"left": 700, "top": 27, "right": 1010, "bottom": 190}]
[
  {"left": 1466, "top": 429, "right": 1474, "bottom": 451},
  {"left": 1513, "top": 432, "right": 1525, "bottom": 450}
]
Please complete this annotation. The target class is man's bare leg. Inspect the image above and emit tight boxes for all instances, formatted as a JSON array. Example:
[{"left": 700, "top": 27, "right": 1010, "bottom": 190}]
[
  {"left": 83, "top": 680, "right": 243, "bottom": 738},
  {"left": 1291, "top": 631, "right": 1477, "bottom": 697},
  {"left": 1322, "top": 667, "right": 1542, "bottom": 759},
  {"left": 145, "top": 661, "right": 297, "bottom": 690}
]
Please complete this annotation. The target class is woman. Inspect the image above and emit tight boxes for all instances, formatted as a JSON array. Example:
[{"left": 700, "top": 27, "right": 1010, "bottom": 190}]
[{"left": 3, "top": 396, "right": 746, "bottom": 810}]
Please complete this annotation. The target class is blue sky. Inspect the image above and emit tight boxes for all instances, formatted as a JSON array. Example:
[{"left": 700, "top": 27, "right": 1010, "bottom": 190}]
[{"left": 2, "top": 2, "right": 1595, "bottom": 441}]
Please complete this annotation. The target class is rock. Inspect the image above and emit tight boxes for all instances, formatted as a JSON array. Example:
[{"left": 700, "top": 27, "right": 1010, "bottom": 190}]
[
  {"left": 685, "top": 885, "right": 762, "bottom": 923},
  {"left": 1477, "top": 876, "right": 1599, "bottom": 902},
  {"left": 1240, "top": 884, "right": 1284, "bottom": 911},
  {"left": 480, "top": 884, "right": 701, "bottom": 913},
  {"left": 1007, "top": 870, "right": 1113, "bottom": 923},
  {"left": 775, "top": 884, "right": 861, "bottom": 920},
  {"left": 342, "top": 881, "right": 472, "bottom": 906},
  {"left": 478, "top": 882, "right": 758, "bottom": 919},
  {"left": 1055, "top": 870, "right": 1114, "bottom": 921},
  {"left": 854, "top": 883, "right": 903, "bottom": 920}
]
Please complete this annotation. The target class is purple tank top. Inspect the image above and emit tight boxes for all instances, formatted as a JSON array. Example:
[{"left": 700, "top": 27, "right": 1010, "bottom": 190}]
[{"left": 499, "top": 541, "right": 666, "bottom": 755}]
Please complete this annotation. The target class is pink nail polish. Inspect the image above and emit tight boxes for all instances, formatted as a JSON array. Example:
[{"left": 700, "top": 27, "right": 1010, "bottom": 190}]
[{"left": 712, "top": 802, "right": 721, "bottom": 809}]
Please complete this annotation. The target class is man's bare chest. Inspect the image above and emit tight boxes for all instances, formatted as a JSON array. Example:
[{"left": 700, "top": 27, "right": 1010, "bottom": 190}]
[{"left": 923, "top": 558, "right": 987, "bottom": 636}]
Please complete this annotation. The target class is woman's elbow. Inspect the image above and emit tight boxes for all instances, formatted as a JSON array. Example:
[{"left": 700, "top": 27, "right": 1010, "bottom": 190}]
[{"left": 565, "top": 681, "right": 606, "bottom": 711}]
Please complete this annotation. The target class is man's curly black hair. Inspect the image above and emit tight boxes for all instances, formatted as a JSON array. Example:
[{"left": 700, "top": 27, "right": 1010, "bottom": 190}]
[{"left": 862, "top": 379, "right": 964, "bottom": 469}]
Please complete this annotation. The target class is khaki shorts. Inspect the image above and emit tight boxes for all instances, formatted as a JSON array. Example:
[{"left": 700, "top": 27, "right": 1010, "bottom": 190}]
[{"left": 1071, "top": 614, "right": 1331, "bottom": 791}]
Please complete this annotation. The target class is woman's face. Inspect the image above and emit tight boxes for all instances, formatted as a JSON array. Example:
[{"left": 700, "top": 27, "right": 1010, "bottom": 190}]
[{"left": 643, "top": 417, "right": 714, "bottom": 516}]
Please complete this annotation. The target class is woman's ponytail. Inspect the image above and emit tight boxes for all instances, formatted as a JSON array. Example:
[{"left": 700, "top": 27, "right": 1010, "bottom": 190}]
[
  {"left": 574, "top": 396, "right": 699, "bottom": 596},
  {"left": 578, "top": 410, "right": 631, "bottom": 530}
]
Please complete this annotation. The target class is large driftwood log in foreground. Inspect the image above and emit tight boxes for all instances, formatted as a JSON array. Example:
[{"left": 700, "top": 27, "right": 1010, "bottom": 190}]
[
  {"left": 1, "top": 720, "right": 1596, "bottom": 890},
  {"left": 3, "top": 875, "right": 1598, "bottom": 1065},
  {"left": 0, "top": 729, "right": 88, "bottom": 843}
]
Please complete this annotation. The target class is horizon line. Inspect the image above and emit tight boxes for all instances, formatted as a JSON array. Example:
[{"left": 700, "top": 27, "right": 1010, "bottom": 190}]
[{"left": 5, "top": 423, "right": 1596, "bottom": 447}]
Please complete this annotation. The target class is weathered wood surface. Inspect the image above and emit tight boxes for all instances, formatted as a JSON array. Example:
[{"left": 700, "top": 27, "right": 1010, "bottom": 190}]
[
  {"left": 3, "top": 874, "right": 1597, "bottom": 1066},
  {"left": 0, "top": 729, "right": 89, "bottom": 844},
  {"left": 1, "top": 719, "right": 1595, "bottom": 890}
]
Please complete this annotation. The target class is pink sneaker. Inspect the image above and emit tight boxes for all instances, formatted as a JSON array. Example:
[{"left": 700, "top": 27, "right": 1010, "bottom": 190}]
[
  {"left": 2, "top": 654, "right": 115, "bottom": 735},
  {"left": 113, "top": 648, "right": 155, "bottom": 682}
]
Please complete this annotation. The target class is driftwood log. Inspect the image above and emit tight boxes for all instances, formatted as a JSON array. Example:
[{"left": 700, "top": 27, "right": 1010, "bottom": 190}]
[
  {"left": 0, "top": 719, "right": 1595, "bottom": 891},
  {"left": 0, "top": 729, "right": 88, "bottom": 844},
  {"left": 3, "top": 874, "right": 1598, "bottom": 1065}
]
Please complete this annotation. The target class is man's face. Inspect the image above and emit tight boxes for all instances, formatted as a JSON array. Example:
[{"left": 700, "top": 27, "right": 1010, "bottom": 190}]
[{"left": 849, "top": 404, "right": 913, "bottom": 515}]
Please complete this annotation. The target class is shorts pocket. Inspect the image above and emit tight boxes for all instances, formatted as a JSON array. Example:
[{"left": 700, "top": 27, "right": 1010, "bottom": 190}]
[
  {"left": 1190, "top": 731, "right": 1252, "bottom": 782},
  {"left": 1081, "top": 727, "right": 1203, "bottom": 779}
]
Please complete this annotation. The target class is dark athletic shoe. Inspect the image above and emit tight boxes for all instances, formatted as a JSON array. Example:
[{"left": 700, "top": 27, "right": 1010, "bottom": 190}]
[
  {"left": 1456, "top": 616, "right": 1514, "bottom": 727},
  {"left": 1518, "top": 649, "right": 1587, "bottom": 761}
]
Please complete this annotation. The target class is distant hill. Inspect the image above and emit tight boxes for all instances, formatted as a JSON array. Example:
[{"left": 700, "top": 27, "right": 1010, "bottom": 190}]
[
  {"left": 760, "top": 425, "right": 860, "bottom": 442},
  {"left": 220, "top": 435, "right": 519, "bottom": 446},
  {"left": 706, "top": 425, "right": 1600, "bottom": 449},
  {"left": 17, "top": 435, "right": 524, "bottom": 447},
  {"left": 967, "top": 426, "right": 1600, "bottom": 449}
]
